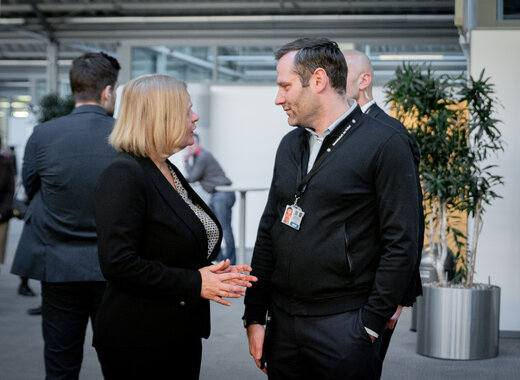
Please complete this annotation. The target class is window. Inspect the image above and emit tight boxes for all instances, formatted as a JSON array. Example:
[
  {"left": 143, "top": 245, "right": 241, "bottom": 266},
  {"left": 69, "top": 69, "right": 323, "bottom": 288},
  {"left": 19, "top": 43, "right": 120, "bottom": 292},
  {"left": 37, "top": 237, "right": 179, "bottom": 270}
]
[
  {"left": 498, "top": 0, "right": 520, "bottom": 20},
  {"left": 217, "top": 46, "right": 277, "bottom": 83},
  {"left": 132, "top": 46, "right": 213, "bottom": 82},
  {"left": 131, "top": 45, "right": 279, "bottom": 83}
]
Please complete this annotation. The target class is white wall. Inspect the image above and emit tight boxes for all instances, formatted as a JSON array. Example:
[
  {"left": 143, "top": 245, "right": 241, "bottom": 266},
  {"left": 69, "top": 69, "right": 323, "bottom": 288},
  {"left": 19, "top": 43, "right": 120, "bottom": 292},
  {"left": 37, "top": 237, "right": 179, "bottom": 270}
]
[
  {"left": 372, "top": 86, "right": 390, "bottom": 113},
  {"left": 470, "top": 29, "right": 520, "bottom": 332},
  {"left": 207, "top": 85, "right": 289, "bottom": 255}
]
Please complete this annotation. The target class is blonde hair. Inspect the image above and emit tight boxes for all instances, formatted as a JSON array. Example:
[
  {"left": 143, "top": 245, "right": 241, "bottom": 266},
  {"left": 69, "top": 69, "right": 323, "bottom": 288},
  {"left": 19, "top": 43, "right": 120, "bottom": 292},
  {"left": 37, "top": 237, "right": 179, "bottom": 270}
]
[{"left": 110, "top": 74, "right": 189, "bottom": 158}]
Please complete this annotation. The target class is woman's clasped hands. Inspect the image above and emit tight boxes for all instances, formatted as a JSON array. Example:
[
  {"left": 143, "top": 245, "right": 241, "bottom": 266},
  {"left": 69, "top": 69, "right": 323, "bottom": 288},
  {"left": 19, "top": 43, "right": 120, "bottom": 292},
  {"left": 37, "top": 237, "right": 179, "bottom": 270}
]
[{"left": 199, "top": 259, "right": 257, "bottom": 306}]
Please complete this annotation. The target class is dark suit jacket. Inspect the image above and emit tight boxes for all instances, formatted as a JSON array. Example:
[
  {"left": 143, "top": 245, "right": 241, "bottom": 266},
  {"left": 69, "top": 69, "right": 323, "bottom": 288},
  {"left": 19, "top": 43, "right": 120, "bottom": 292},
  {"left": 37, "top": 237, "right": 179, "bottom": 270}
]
[
  {"left": 11, "top": 105, "right": 117, "bottom": 282},
  {"left": 0, "top": 152, "right": 14, "bottom": 223},
  {"left": 365, "top": 102, "right": 424, "bottom": 305},
  {"left": 93, "top": 153, "right": 222, "bottom": 348}
]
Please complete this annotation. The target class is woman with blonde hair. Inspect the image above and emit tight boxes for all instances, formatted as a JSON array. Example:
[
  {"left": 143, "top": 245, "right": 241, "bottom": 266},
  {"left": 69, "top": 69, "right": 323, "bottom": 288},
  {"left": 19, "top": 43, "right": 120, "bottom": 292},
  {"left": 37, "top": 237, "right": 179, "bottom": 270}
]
[{"left": 93, "top": 74, "right": 256, "bottom": 379}]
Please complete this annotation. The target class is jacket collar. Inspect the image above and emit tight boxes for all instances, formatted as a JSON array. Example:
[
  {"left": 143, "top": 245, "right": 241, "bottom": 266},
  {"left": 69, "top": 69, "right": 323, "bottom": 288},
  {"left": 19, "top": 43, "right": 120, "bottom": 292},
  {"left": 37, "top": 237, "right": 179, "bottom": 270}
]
[
  {"left": 315, "top": 105, "right": 364, "bottom": 158},
  {"left": 71, "top": 104, "right": 108, "bottom": 116},
  {"left": 297, "top": 105, "right": 365, "bottom": 181},
  {"left": 140, "top": 157, "right": 222, "bottom": 260},
  {"left": 364, "top": 102, "right": 381, "bottom": 116}
]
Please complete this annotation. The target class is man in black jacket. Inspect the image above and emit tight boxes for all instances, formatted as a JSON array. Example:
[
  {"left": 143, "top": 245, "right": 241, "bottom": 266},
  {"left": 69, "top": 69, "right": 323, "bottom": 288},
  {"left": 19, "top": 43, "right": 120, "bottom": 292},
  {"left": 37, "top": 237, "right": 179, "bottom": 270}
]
[
  {"left": 343, "top": 49, "right": 424, "bottom": 379},
  {"left": 11, "top": 52, "right": 120, "bottom": 379},
  {"left": 243, "top": 38, "right": 420, "bottom": 380}
]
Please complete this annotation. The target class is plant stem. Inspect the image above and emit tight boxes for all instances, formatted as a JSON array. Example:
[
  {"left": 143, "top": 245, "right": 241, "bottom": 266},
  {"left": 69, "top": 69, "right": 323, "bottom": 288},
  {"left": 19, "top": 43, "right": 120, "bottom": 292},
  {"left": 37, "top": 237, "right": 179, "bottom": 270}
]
[
  {"left": 435, "top": 201, "right": 448, "bottom": 285},
  {"left": 468, "top": 200, "right": 482, "bottom": 288}
]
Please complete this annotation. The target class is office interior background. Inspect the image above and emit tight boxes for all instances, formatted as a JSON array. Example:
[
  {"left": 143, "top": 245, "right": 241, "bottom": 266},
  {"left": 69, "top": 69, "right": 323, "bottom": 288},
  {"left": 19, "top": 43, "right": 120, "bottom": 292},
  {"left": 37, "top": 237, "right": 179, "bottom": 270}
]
[{"left": 0, "top": 0, "right": 519, "bottom": 336}]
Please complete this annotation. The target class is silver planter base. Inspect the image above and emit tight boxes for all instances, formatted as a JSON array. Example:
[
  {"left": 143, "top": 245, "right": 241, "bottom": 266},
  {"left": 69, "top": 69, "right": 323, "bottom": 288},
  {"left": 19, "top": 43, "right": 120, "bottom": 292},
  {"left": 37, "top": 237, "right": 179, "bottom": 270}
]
[{"left": 416, "top": 284, "right": 500, "bottom": 360}]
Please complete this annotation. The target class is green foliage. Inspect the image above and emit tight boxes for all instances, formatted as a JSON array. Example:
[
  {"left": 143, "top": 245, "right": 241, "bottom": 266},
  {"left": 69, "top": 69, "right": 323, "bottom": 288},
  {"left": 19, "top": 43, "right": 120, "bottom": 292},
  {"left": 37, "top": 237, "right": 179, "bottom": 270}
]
[
  {"left": 385, "top": 64, "right": 468, "bottom": 208},
  {"left": 450, "top": 224, "right": 467, "bottom": 283},
  {"left": 384, "top": 64, "right": 503, "bottom": 287},
  {"left": 459, "top": 70, "right": 504, "bottom": 217},
  {"left": 38, "top": 93, "right": 75, "bottom": 123}
]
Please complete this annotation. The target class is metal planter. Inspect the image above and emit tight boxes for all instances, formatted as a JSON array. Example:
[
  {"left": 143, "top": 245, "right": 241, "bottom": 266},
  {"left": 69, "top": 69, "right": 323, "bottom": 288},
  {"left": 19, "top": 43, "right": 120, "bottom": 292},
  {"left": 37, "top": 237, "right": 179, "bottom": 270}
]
[{"left": 416, "top": 283, "right": 500, "bottom": 360}]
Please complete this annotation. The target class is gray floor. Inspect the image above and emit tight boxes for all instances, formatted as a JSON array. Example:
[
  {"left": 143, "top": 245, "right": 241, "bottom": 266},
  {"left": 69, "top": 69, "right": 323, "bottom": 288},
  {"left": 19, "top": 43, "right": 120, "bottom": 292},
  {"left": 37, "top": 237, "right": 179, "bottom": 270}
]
[{"left": 1, "top": 219, "right": 519, "bottom": 380}]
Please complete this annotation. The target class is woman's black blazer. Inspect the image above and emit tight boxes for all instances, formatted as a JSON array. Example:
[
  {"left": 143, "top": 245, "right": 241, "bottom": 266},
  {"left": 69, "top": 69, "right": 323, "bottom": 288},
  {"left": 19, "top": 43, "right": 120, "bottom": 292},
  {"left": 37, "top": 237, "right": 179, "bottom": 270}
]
[{"left": 93, "top": 152, "right": 221, "bottom": 349}]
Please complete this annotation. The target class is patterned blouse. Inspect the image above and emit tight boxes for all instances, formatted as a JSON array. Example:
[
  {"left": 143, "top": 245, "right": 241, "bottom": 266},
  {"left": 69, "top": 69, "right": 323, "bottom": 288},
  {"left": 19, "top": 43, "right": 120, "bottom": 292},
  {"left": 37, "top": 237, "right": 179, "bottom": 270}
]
[{"left": 169, "top": 166, "right": 219, "bottom": 257}]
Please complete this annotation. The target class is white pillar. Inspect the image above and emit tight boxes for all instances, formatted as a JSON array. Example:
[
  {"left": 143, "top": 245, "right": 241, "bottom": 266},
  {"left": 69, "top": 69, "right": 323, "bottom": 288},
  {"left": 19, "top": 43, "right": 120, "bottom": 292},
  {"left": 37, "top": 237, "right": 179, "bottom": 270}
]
[
  {"left": 117, "top": 41, "right": 132, "bottom": 84},
  {"left": 46, "top": 41, "right": 58, "bottom": 94}
]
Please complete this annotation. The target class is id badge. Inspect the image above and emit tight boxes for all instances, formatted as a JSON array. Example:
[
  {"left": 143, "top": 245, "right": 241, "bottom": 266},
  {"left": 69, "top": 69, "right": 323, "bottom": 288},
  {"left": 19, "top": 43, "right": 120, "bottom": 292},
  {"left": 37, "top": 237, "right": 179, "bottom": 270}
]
[{"left": 281, "top": 204, "right": 305, "bottom": 230}]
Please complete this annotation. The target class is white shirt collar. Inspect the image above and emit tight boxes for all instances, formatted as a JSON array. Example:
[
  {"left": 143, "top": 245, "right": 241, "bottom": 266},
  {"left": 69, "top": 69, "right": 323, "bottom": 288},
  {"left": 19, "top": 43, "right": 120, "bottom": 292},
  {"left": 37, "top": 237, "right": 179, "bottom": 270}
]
[
  {"left": 360, "top": 99, "right": 376, "bottom": 113},
  {"left": 305, "top": 102, "right": 358, "bottom": 139}
]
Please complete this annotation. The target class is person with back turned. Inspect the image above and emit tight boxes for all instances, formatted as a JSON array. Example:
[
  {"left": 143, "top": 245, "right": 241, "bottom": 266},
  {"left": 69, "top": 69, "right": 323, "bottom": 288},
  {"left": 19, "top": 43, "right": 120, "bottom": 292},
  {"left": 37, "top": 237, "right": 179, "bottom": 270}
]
[
  {"left": 343, "top": 48, "right": 424, "bottom": 379},
  {"left": 243, "top": 38, "right": 420, "bottom": 379},
  {"left": 10, "top": 52, "right": 120, "bottom": 379}
]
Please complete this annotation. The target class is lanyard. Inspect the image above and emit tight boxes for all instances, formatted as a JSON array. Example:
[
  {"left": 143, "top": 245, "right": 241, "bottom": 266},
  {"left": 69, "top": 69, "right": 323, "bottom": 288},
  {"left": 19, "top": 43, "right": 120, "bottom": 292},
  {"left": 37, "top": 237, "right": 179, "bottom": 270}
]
[{"left": 293, "top": 121, "right": 352, "bottom": 206}]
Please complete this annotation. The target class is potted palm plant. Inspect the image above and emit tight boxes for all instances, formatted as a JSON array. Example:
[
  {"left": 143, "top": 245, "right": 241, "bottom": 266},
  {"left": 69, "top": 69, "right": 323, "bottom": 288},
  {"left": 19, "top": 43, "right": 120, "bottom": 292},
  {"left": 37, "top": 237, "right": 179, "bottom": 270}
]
[
  {"left": 385, "top": 64, "right": 503, "bottom": 360},
  {"left": 385, "top": 64, "right": 466, "bottom": 285}
]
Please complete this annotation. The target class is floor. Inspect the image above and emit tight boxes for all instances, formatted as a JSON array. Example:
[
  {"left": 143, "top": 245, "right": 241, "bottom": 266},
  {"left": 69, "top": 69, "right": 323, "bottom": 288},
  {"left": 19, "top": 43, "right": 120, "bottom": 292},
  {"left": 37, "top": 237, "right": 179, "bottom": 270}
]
[{"left": 1, "top": 219, "right": 519, "bottom": 379}]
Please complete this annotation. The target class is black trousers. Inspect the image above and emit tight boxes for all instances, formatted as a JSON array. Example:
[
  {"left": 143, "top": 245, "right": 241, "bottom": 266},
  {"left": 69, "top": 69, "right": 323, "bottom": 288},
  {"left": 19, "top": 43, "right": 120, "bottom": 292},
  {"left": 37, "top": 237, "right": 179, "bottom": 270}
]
[
  {"left": 41, "top": 281, "right": 106, "bottom": 380},
  {"left": 95, "top": 339, "right": 202, "bottom": 380},
  {"left": 266, "top": 304, "right": 381, "bottom": 380},
  {"left": 374, "top": 321, "right": 396, "bottom": 379}
]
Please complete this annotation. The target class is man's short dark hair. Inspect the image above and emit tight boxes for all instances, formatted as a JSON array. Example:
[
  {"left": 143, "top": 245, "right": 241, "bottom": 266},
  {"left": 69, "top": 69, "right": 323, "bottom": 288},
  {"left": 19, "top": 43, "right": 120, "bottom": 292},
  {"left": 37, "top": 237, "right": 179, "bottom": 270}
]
[
  {"left": 69, "top": 52, "right": 121, "bottom": 103},
  {"left": 275, "top": 38, "right": 347, "bottom": 95}
]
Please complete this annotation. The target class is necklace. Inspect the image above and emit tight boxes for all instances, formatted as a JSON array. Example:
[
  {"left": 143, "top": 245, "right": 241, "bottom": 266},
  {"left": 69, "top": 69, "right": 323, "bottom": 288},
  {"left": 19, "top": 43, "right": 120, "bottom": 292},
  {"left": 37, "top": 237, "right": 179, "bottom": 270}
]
[{"left": 166, "top": 165, "right": 177, "bottom": 190}]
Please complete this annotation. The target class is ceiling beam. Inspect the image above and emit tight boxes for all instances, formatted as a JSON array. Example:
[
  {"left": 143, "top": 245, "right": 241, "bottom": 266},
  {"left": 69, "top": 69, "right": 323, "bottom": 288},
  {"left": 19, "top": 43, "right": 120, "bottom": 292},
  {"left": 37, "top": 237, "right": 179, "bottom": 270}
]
[
  {"left": 0, "top": 27, "right": 458, "bottom": 46},
  {"left": 28, "top": 30, "right": 456, "bottom": 47},
  {"left": 0, "top": 1, "right": 454, "bottom": 14},
  {"left": 0, "top": 59, "right": 72, "bottom": 67},
  {"left": 45, "top": 14, "right": 454, "bottom": 24},
  {"left": 0, "top": 24, "right": 49, "bottom": 42}
]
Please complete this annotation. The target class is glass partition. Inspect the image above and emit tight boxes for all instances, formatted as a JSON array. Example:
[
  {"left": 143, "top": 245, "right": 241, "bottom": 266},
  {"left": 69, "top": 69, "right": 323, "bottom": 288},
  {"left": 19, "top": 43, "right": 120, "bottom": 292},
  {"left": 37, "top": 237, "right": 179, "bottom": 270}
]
[
  {"left": 132, "top": 46, "right": 213, "bottom": 82},
  {"left": 131, "top": 45, "right": 278, "bottom": 83},
  {"left": 217, "top": 46, "right": 277, "bottom": 83}
]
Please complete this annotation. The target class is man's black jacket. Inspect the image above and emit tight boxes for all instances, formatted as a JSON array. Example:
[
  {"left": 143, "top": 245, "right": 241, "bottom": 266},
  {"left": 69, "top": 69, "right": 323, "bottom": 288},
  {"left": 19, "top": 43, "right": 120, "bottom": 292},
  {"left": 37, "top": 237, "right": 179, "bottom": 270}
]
[
  {"left": 365, "top": 102, "right": 424, "bottom": 306},
  {"left": 244, "top": 105, "right": 420, "bottom": 335}
]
